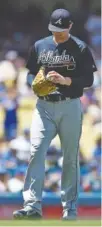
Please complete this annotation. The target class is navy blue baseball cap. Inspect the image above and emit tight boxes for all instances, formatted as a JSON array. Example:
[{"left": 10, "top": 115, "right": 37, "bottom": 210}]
[{"left": 48, "top": 9, "right": 72, "bottom": 32}]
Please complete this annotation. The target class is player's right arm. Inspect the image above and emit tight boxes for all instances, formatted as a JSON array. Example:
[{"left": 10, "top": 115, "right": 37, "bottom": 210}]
[{"left": 26, "top": 44, "right": 39, "bottom": 87}]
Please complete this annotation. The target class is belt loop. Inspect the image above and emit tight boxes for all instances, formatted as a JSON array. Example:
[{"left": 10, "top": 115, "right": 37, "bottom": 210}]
[{"left": 39, "top": 95, "right": 71, "bottom": 102}]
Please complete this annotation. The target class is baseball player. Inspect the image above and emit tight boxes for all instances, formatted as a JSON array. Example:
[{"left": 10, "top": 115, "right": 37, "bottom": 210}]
[{"left": 13, "top": 9, "right": 97, "bottom": 220}]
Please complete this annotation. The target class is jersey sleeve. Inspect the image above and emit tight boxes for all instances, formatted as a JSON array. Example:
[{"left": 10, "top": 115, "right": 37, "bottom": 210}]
[
  {"left": 26, "top": 44, "right": 39, "bottom": 75},
  {"left": 82, "top": 47, "right": 97, "bottom": 73},
  {"left": 70, "top": 47, "right": 97, "bottom": 88}
]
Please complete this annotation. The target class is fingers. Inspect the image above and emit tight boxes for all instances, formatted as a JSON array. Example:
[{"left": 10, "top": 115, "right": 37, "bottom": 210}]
[
  {"left": 47, "top": 71, "right": 59, "bottom": 77},
  {"left": 50, "top": 78, "right": 58, "bottom": 83},
  {"left": 47, "top": 72, "right": 60, "bottom": 79},
  {"left": 46, "top": 75, "right": 58, "bottom": 83},
  {"left": 46, "top": 71, "right": 62, "bottom": 84},
  {"left": 47, "top": 76, "right": 57, "bottom": 83},
  {"left": 48, "top": 71, "right": 57, "bottom": 74}
]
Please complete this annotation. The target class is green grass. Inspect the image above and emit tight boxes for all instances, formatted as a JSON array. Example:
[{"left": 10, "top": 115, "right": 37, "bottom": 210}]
[{"left": 0, "top": 219, "right": 101, "bottom": 226}]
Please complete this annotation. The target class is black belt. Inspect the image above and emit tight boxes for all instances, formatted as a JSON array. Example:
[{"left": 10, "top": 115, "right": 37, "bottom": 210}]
[{"left": 38, "top": 95, "right": 71, "bottom": 102}]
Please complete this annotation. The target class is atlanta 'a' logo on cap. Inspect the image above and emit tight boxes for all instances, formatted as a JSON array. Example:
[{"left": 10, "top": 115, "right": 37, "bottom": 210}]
[{"left": 55, "top": 18, "right": 62, "bottom": 25}]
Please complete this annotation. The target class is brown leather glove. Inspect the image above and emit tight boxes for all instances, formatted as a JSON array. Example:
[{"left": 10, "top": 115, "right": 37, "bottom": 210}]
[{"left": 32, "top": 66, "right": 57, "bottom": 96}]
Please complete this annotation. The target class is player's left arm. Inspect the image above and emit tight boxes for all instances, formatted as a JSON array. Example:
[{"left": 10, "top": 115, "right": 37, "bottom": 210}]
[
  {"left": 47, "top": 47, "right": 97, "bottom": 88},
  {"left": 67, "top": 47, "right": 97, "bottom": 88}
]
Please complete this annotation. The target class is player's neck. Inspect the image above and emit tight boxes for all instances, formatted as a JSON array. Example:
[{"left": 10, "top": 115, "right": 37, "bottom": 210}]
[{"left": 53, "top": 34, "right": 70, "bottom": 44}]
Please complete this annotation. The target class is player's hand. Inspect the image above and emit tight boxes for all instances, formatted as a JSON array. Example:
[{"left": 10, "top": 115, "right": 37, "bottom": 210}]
[
  {"left": 46, "top": 71, "right": 72, "bottom": 86},
  {"left": 46, "top": 71, "right": 65, "bottom": 84}
]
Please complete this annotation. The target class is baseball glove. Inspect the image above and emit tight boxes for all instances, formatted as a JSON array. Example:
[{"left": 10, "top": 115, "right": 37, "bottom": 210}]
[{"left": 32, "top": 66, "right": 57, "bottom": 96}]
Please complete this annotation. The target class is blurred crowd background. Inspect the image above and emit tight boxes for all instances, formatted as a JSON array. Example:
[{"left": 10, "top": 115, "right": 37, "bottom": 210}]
[{"left": 0, "top": 0, "right": 101, "bottom": 195}]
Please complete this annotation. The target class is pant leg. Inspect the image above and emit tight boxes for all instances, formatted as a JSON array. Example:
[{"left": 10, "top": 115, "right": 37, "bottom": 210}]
[
  {"left": 58, "top": 98, "right": 82, "bottom": 218},
  {"left": 23, "top": 99, "right": 57, "bottom": 215}
]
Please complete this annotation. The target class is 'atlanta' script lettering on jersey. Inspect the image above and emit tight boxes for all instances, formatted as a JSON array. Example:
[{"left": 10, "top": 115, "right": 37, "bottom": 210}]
[{"left": 37, "top": 49, "right": 76, "bottom": 70}]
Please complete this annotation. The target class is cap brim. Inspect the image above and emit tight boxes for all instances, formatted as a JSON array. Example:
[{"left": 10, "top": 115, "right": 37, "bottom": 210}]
[{"left": 48, "top": 23, "right": 68, "bottom": 32}]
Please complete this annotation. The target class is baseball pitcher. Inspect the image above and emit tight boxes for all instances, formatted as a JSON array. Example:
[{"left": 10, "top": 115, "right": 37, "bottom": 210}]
[{"left": 13, "top": 8, "right": 97, "bottom": 220}]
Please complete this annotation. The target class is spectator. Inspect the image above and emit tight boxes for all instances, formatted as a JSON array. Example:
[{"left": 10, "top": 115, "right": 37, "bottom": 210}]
[
  {"left": 87, "top": 103, "right": 101, "bottom": 125},
  {"left": 4, "top": 140, "right": 18, "bottom": 177},
  {"left": 45, "top": 146, "right": 62, "bottom": 173},
  {"left": 10, "top": 129, "right": 30, "bottom": 163},
  {"left": 44, "top": 172, "right": 61, "bottom": 193},
  {"left": 0, "top": 82, "right": 6, "bottom": 103},
  {"left": 0, "top": 51, "right": 17, "bottom": 87},
  {"left": 44, "top": 146, "right": 62, "bottom": 193},
  {"left": 80, "top": 156, "right": 101, "bottom": 192},
  {"left": 0, "top": 167, "right": 9, "bottom": 192},
  {"left": 7, "top": 167, "right": 26, "bottom": 193},
  {"left": 92, "top": 135, "right": 101, "bottom": 177},
  {"left": 93, "top": 135, "right": 101, "bottom": 155},
  {"left": 85, "top": 8, "right": 101, "bottom": 57},
  {"left": 1, "top": 87, "right": 19, "bottom": 141}
]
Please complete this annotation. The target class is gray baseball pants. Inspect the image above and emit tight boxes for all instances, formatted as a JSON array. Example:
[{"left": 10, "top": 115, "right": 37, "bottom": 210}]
[{"left": 23, "top": 97, "right": 82, "bottom": 218}]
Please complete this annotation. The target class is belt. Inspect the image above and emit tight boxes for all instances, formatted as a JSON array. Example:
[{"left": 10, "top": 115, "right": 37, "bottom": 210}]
[{"left": 38, "top": 95, "right": 71, "bottom": 102}]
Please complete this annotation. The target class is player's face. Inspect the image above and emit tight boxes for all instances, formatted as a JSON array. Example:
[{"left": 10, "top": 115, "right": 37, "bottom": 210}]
[
  {"left": 52, "top": 23, "right": 73, "bottom": 43},
  {"left": 52, "top": 31, "right": 68, "bottom": 43}
]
